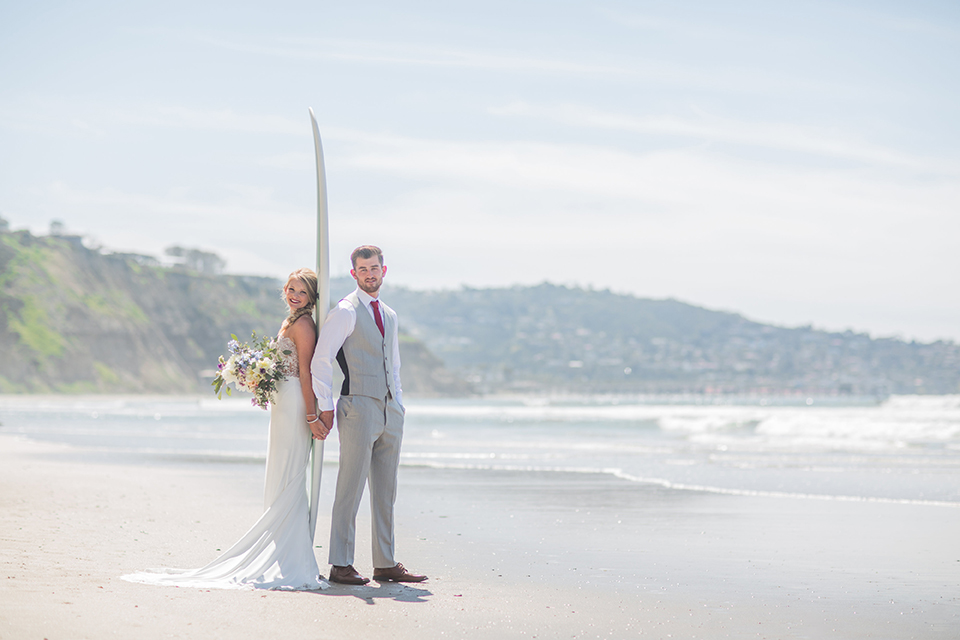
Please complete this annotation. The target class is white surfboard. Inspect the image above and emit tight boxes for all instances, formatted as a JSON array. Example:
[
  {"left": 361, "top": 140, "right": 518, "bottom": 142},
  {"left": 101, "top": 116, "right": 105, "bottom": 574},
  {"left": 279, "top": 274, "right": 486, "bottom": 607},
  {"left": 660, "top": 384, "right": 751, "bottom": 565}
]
[{"left": 308, "top": 108, "right": 330, "bottom": 543}]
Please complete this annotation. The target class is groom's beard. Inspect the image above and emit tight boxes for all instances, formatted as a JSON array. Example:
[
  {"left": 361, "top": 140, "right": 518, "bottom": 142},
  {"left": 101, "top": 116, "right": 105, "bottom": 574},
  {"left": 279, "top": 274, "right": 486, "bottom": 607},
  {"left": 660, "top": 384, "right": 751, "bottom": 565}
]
[{"left": 357, "top": 277, "right": 382, "bottom": 295}]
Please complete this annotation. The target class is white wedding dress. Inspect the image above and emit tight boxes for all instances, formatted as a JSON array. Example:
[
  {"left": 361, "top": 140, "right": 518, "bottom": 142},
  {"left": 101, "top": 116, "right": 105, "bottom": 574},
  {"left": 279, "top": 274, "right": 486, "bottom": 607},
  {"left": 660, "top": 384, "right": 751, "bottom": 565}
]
[{"left": 123, "top": 337, "right": 329, "bottom": 591}]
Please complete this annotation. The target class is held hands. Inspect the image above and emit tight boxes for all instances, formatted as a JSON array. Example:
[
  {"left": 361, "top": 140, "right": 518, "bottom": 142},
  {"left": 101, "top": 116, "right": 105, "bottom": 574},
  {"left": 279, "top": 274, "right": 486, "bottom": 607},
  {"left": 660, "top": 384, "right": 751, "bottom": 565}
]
[{"left": 307, "top": 411, "right": 334, "bottom": 440}]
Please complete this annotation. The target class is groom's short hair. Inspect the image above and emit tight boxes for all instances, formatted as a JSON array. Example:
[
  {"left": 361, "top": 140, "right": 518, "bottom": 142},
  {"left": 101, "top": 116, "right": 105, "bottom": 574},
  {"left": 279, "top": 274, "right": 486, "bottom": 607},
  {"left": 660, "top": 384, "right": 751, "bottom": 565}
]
[{"left": 351, "top": 245, "right": 383, "bottom": 267}]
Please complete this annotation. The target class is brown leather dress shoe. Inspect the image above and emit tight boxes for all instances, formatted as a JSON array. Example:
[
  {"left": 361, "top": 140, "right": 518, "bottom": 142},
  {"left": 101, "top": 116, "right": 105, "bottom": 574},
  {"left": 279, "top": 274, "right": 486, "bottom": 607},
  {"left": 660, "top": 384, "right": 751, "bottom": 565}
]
[
  {"left": 373, "top": 563, "right": 427, "bottom": 582},
  {"left": 329, "top": 565, "right": 370, "bottom": 585}
]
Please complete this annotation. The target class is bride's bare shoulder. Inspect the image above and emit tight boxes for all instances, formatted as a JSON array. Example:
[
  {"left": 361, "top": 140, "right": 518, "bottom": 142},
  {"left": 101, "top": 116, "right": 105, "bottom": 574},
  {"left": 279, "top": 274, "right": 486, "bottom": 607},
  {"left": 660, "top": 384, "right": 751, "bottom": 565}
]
[{"left": 285, "top": 314, "right": 317, "bottom": 344}]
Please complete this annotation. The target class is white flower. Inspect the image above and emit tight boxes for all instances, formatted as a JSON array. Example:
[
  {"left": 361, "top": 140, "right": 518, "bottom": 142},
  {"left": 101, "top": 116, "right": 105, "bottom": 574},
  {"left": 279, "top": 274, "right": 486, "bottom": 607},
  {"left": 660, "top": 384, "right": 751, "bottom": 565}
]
[{"left": 221, "top": 355, "right": 239, "bottom": 384}]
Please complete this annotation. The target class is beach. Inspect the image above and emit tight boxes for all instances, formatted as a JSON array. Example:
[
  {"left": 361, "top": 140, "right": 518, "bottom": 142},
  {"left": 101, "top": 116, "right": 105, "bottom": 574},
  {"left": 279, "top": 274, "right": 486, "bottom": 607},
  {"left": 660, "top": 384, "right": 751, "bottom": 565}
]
[{"left": 2, "top": 416, "right": 958, "bottom": 639}]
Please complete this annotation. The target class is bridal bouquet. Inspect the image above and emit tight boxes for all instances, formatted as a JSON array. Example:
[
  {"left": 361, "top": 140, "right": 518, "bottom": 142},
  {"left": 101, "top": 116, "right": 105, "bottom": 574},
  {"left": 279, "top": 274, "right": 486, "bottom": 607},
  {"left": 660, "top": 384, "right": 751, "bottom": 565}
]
[{"left": 212, "top": 332, "right": 288, "bottom": 409}]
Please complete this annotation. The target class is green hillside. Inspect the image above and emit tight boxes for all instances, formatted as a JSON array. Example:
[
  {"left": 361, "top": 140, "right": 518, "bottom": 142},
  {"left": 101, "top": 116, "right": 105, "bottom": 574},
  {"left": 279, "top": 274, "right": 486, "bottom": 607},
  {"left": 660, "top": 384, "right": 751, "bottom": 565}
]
[{"left": 0, "top": 229, "right": 467, "bottom": 395}]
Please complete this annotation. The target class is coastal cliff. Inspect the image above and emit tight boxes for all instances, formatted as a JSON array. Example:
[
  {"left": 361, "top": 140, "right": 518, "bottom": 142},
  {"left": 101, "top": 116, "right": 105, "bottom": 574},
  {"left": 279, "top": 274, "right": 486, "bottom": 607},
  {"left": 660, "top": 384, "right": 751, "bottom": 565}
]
[{"left": 0, "top": 229, "right": 469, "bottom": 395}]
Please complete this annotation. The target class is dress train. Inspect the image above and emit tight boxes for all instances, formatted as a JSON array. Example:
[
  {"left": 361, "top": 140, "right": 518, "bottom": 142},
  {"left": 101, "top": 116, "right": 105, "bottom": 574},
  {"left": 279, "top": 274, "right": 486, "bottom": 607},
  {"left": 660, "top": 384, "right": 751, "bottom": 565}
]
[{"left": 123, "top": 372, "right": 328, "bottom": 591}]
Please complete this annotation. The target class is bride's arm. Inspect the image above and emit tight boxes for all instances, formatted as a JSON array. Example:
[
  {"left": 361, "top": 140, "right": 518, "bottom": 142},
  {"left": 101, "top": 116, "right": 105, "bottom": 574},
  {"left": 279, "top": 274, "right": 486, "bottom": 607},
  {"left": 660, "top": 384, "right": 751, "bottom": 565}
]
[{"left": 287, "top": 316, "right": 327, "bottom": 439}]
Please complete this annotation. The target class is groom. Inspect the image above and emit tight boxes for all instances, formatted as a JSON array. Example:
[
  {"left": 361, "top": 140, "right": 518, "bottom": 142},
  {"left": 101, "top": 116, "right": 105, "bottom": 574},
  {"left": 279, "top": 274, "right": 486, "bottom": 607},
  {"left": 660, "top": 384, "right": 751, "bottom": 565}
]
[{"left": 310, "top": 245, "right": 426, "bottom": 585}]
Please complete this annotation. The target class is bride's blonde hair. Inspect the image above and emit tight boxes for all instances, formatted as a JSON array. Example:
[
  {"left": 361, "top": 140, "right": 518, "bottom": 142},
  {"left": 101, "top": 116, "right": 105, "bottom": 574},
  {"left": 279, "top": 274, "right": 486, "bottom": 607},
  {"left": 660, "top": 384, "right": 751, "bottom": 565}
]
[{"left": 281, "top": 268, "right": 318, "bottom": 330}]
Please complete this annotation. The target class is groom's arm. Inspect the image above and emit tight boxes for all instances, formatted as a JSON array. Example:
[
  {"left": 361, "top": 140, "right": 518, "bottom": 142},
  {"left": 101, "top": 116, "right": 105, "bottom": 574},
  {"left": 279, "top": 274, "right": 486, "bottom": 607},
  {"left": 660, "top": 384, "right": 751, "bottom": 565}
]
[{"left": 310, "top": 301, "right": 356, "bottom": 412}]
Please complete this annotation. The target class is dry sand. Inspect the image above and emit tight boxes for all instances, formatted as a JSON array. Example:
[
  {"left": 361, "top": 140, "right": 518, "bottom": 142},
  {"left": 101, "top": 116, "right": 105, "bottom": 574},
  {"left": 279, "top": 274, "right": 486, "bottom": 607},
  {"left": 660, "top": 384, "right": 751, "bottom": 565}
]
[{"left": 1, "top": 434, "right": 958, "bottom": 639}]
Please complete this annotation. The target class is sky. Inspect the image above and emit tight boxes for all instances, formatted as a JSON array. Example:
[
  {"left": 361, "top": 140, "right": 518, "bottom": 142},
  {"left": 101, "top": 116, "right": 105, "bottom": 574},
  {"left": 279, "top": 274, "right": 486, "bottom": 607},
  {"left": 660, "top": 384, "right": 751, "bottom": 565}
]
[{"left": 1, "top": 0, "right": 958, "bottom": 342}]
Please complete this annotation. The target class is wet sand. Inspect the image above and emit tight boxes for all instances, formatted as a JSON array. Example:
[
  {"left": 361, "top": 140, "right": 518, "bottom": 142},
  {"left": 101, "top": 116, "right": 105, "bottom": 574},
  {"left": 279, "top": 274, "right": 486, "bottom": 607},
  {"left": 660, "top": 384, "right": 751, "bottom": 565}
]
[{"left": 1, "top": 434, "right": 958, "bottom": 639}]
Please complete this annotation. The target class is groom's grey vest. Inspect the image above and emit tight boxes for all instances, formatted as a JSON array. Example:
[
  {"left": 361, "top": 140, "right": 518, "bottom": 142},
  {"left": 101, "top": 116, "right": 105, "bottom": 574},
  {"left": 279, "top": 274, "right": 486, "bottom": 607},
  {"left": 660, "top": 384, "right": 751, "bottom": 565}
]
[{"left": 336, "top": 292, "right": 398, "bottom": 400}]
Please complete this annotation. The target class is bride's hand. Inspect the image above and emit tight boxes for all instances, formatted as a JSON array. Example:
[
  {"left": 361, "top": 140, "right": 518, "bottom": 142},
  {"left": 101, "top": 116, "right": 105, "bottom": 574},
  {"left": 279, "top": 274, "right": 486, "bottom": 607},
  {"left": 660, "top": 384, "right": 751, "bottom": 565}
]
[
  {"left": 308, "top": 420, "right": 326, "bottom": 440},
  {"left": 309, "top": 411, "right": 334, "bottom": 440},
  {"left": 307, "top": 415, "right": 326, "bottom": 440}
]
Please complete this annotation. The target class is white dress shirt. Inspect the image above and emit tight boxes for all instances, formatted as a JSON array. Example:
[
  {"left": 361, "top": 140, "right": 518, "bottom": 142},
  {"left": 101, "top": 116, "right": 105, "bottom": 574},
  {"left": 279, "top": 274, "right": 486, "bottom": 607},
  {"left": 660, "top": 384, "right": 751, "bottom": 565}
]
[{"left": 311, "top": 288, "right": 403, "bottom": 411}]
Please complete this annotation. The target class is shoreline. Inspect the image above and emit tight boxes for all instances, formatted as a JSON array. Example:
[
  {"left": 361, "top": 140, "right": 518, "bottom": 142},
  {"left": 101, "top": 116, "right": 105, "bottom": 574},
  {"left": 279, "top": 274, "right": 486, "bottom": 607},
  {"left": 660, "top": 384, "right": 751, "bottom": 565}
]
[
  {"left": 0, "top": 391, "right": 906, "bottom": 409},
  {"left": 2, "top": 434, "right": 959, "bottom": 639}
]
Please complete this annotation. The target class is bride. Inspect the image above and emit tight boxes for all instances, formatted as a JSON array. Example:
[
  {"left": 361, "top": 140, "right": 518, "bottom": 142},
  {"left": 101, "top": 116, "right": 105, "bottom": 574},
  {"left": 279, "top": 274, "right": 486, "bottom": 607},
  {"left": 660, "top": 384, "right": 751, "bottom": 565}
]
[{"left": 123, "top": 268, "right": 330, "bottom": 590}]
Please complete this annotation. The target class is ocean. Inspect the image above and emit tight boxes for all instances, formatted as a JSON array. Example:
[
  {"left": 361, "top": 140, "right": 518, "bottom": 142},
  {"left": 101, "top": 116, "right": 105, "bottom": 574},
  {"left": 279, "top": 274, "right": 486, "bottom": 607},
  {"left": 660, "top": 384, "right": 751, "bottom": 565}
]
[{"left": 1, "top": 393, "right": 957, "bottom": 507}]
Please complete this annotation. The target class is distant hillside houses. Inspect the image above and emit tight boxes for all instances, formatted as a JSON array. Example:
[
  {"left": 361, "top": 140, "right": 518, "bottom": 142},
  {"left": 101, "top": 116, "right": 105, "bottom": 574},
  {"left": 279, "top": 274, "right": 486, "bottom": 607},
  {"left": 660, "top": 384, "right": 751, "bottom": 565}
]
[{"left": 378, "top": 282, "right": 960, "bottom": 396}]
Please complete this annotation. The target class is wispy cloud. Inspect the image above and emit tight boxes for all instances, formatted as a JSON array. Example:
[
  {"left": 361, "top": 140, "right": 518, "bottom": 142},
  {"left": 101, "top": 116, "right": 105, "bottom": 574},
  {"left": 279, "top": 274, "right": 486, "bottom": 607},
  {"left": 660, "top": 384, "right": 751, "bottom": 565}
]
[
  {"left": 47, "top": 181, "right": 300, "bottom": 223},
  {"left": 180, "top": 31, "right": 851, "bottom": 98},
  {"left": 329, "top": 127, "right": 959, "bottom": 212},
  {"left": 0, "top": 101, "right": 107, "bottom": 138},
  {"left": 193, "top": 33, "right": 628, "bottom": 77},
  {"left": 489, "top": 102, "right": 960, "bottom": 175},
  {"left": 111, "top": 106, "right": 304, "bottom": 136},
  {"left": 0, "top": 101, "right": 305, "bottom": 138}
]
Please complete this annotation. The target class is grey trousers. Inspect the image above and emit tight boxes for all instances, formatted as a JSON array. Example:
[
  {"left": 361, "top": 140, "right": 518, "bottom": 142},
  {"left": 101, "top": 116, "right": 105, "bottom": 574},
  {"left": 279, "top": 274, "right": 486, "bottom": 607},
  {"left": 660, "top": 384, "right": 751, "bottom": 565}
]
[{"left": 328, "top": 393, "right": 404, "bottom": 568}]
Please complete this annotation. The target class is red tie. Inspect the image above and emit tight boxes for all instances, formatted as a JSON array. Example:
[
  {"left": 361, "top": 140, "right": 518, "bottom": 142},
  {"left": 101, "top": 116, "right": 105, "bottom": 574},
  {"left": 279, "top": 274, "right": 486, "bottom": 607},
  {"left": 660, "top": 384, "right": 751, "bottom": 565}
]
[{"left": 371, "top": 300, "right": 385, "bottom": 337}]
